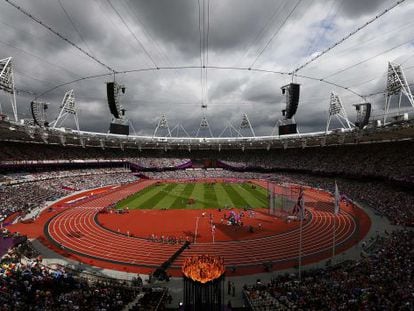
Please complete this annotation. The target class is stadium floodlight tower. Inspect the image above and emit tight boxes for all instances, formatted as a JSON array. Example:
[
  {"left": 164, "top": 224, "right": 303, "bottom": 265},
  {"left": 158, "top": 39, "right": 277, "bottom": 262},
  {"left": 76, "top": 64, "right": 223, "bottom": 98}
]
[
  {"left": 276, "top": 83, "right": 300, "bottom": 136},
  {"left": 106, "top": 81, "right": 129, "bottom": 135},
  {"left": 196, "top": 115, "right": 213, "bottom": 137},
  {"left": 239, "top": 113, "right": 255, "bottom": 137},
  {"left": 50, "top": 89, "right": 80, "bottom": 132},
  {"left": 196, "top": 101, "right": 213, "bottom": 137},
  {"left": 153, "top": 114, "right": 172, "bottom": 137},
  {"left": 0, "top": 57, "right": 18, "bottom": 121},
  {"left": 170, "top": 123, "right": 190, "bottom": 137},
  {"left": 219, "top": 121, "right": 241, "bottom": 137},
  {"left": 326, "top": 92, "right": 353, "bottom": 133},
  {"left": 383, "top": 62, "right": 414, "bottom": 124},
  {"left": 220, "top": 113, "right": 255, "bottom": 137}
]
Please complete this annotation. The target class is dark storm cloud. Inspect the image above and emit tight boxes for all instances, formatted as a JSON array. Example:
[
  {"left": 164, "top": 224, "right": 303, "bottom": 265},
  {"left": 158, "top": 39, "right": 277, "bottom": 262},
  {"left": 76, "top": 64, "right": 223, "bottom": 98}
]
[
  {"left": 339, "top": 0, "right": 391, "bottom": 18},
  {"left": 128, "top": 0, "right": 295, "bottom": 61},
  {"left": 242, "top": 77, "right": 281, "bottom": 104},
  {"left": 125, "top": 0, "right": 199, "bottom": 57},
  {"left": 0, "top": 0, "right": 412, "bottom": 136}
]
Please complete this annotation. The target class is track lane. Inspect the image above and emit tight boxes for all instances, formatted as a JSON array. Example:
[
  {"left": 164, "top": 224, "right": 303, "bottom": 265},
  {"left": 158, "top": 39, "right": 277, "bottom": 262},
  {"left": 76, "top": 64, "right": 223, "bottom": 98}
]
[{"left": 46, "top": 180, "right": 363, "bottom": 273}]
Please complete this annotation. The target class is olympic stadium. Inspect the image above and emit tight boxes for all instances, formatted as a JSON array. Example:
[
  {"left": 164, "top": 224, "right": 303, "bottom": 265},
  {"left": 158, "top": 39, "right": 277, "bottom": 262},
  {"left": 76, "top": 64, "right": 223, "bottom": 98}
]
[{"left": 0, "top": 1, "right": 413, "bottom": 310}]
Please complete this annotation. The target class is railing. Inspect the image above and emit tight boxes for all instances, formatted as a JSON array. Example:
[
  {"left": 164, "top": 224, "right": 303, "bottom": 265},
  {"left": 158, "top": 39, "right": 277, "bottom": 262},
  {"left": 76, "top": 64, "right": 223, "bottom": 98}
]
[{"left": 155, "top": 288, "right": 168, "bottom": 311}]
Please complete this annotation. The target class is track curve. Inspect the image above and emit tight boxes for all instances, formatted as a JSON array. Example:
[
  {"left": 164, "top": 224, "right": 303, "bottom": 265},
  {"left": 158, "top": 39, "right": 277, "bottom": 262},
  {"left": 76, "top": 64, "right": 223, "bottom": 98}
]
[{"left": 45, "top": 179, "right": 369, "bottom": 275}]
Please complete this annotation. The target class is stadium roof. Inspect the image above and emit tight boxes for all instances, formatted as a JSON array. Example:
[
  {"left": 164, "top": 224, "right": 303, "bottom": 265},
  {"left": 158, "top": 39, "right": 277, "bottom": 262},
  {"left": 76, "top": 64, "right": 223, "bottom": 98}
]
[
  {"left": 1, "top": 118, "right": 413, "bottom": 151},
  {"left": 0, "top": 0, "right": 413, "bottom": 136}
]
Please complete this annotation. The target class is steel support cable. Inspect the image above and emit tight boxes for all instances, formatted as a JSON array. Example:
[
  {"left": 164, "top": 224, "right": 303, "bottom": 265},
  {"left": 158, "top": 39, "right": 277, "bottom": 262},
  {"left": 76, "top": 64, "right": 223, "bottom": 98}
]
[
  {"left": 3, "top": 0, "right": 116, "bottom": 73},
  {"left": 236, "top": 1, "right": 285, "bottom": 67},
  {"left": 122, "top": 0, "right": 184, "bottom": 82},
  {"left": 344, "top": 63, "right": 413, "bottom": 90},
  {"left": 369, "top": 82, "right": 414, "bottom": 97},
  {"left": 34, "top": 66, "right": 169, "bottom": 99},
  {"left": 57, "top": 0, "right": 94, "bottom": 56},
  {"left": 344, "top": 73, "right": 386, "bottom": 90},
  {"left": 249, "top": 0, "right": 303, "bottom": 68},
  {"left": 349, "top": 66, "right": 414, "bottom": 97},
  {"left": 119, "top": 0, "right": 194, "bottom": 104},
  {"left": 230, "top": 0, "right": 286, "bottom": 98},
  {"left": 14, "top": 69, "right": 57, "bottom": 86},
  {"left": 202, "top": 0, "right": 206, "bottom": 104},
  {"left": 401, "top": 54, "right": 414, "bottom": 65},
  {"left": 204, "top": 0, "right": 210, "bottom": 105},
  {"left": 34, "top": 65, "right": 365, "bottom": 101},
  {"left": 305, "top": 0, "right": 344, "bottom": 57},
  {"left": 206, "top": 0, "right": 210, "bottom": 66},
  {"left": 292, "top": 73, "right": 364, "bottom": 98},
  {"left": 321, "top": 37, "right": 414, "bottom": 80},
  {"left": 202, "top": 0, "right": 206, "bottom": 67},
  {"left": 92, "top": 0, "right": 141, "bottom": 54},
  {"left": 197, "top": 0, "right": 204, "bottom": 105},
  {"left": 122, "top": 1, "right": 166, "bottom": 66},
  {"left": 15, "top": 88, "right": 37, "bottom": 96},
  {"left": 106, "top": 0, "right": 158, "bottom": 69},
  {"left": 34, "top": 72, "right": 114, "bottom": 100},
  {"left": 203, "top": 0, "right": 208, "bottom": 105},
  {"left": 0, "top": 38, "right": 82, "bottom": 78},
  {"left": 324, "top": 19, "right": 414, "bottom": 61},
  {"left": 292, "top": 0, "right": 407, "bottom": 74}
]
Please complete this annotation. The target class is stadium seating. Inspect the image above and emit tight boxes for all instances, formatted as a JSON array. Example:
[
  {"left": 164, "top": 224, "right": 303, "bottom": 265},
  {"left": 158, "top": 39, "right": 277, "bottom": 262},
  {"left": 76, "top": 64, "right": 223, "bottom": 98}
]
[
  {"left": 244, "top": 229, "right": 413, "bottom": 310},
  {"left": 1, "top": 140, "right": 413, "bottom": 183},
  {"left": 0, "top": 168, "right": 138, "bottom": 222},
  {"left": 0, "top": 238, "right": 169, "bottom": 310},
  {"left": 0, "top": 139, "right": 413, "bottom": 310},
  {"left": 218, "top": 140, "right": 414, "bottom": 184}
]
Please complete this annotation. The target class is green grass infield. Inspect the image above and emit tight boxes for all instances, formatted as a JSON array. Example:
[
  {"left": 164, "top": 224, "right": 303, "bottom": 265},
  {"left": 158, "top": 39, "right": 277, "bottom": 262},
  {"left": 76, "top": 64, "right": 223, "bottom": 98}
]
[{"left": 116, "top": 182, "right": 277, "bottom": 210}]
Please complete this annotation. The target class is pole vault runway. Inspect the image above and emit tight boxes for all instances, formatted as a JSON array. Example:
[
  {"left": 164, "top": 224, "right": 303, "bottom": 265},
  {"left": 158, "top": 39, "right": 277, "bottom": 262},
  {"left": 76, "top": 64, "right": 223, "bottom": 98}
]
[{"left": 43, "top": 179, "right": 371, "bottom": 276}]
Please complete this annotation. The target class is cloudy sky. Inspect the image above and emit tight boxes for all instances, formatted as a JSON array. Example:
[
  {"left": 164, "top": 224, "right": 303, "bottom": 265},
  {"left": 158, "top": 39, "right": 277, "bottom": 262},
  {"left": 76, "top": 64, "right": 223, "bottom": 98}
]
[{"left": 0, "top": 0, "right": 413, "bottom": 136}]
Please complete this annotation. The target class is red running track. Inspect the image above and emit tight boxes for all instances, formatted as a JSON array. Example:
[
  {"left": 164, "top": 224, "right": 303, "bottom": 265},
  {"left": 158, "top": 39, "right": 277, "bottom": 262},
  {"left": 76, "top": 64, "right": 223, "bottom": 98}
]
[{"left": 43, "top": 179, "right": 371, "bottom": 276}]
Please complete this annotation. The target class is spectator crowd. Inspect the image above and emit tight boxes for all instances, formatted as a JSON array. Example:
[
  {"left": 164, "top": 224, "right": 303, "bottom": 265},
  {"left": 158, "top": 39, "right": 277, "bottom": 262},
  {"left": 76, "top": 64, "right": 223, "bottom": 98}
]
[
  {"left": 2, "top": 140, "right": 412, "bottom": 183},
  {"left": 219, "top": 140, "right": 414, "bottom": 184},
  {"left": 0, "top": 235, "right": 169, "bottom": 310},
  {"left": 128, "top": 157, "right": 190, "bottom": 169},
  {"left": 0, "top": 139, "right": 413, "bottom": 310},
  {"left": 244, "top": 229, "right": 413, "bottom": 310},
  {"left": 0, "top": 168, "right": 137, "bottom": 223},
  {"left": 142, "top": 169, "right": 270, "bottom": 180}
]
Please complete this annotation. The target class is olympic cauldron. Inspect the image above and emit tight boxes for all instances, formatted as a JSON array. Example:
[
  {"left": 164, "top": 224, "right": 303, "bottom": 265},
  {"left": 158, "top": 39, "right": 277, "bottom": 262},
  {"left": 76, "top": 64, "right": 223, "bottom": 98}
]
[{"left": 182, "top": 255, "right": 225, "bottom": 311}]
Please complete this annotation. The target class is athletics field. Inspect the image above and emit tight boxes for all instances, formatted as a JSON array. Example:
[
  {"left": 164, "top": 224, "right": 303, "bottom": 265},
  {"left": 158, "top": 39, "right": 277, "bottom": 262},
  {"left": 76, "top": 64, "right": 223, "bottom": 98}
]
[{"left": 116, "top": 182, "right": 270, "bottom": 210}]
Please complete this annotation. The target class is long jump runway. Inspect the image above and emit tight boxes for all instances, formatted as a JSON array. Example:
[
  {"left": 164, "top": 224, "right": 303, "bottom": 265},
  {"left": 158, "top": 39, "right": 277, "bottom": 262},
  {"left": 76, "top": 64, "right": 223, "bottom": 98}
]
[{"left": 43, "top": 179, "right": 371, "bottom": 276}]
